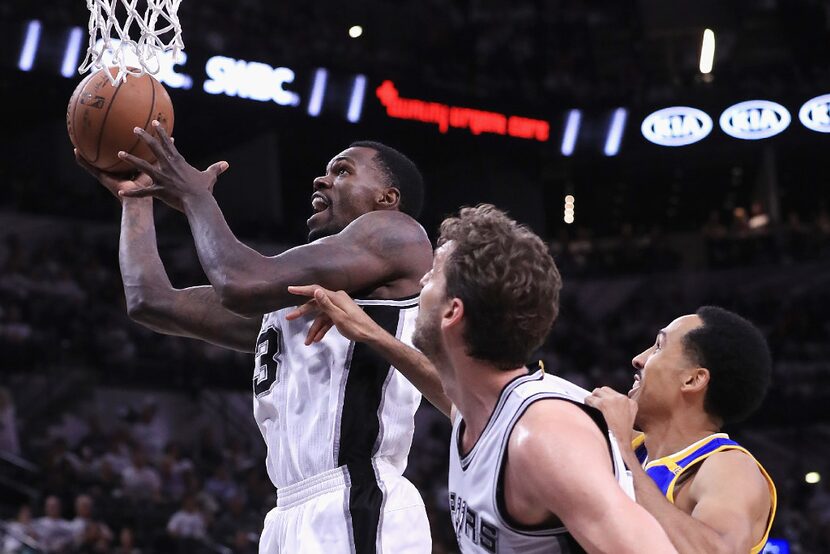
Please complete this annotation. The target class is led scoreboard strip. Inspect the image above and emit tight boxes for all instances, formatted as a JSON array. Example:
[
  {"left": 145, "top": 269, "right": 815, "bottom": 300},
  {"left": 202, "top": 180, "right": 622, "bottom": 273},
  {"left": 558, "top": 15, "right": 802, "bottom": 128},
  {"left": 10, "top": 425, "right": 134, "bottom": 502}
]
[{"left": 12, "top": 19, "right": 830, "bottom": 157}]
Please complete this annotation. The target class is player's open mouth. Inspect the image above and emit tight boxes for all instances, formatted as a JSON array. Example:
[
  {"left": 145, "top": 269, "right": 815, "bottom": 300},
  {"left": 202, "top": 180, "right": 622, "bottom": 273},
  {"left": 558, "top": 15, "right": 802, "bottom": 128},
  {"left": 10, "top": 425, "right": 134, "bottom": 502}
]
[
  {"left": 311, "top": 193, "right": 330, "bottom": 213},
  {"left": 628, "top": 372, "right": 641, "bottom": 397}
]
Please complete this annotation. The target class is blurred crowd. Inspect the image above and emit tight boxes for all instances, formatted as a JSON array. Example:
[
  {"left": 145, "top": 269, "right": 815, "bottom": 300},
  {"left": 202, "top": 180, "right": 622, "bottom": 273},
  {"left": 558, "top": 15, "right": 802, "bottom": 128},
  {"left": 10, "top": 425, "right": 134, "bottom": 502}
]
[{"left": 0, "top": 396, "right": 275, "bottom": 554}]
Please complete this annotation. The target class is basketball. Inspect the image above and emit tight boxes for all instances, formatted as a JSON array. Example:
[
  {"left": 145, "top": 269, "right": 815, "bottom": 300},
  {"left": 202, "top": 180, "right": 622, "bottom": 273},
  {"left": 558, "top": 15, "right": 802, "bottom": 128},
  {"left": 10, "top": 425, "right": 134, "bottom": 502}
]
[{"left": 67, "top": 67, "right": 174, "bottom": 173}]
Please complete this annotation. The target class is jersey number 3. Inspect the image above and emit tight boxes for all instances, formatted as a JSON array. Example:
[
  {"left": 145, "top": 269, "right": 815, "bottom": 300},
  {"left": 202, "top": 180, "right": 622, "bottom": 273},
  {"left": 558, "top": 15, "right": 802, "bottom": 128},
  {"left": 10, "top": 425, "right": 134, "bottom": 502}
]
[{"left": 254, "top": 326, "right": 281, "bottom": 397}]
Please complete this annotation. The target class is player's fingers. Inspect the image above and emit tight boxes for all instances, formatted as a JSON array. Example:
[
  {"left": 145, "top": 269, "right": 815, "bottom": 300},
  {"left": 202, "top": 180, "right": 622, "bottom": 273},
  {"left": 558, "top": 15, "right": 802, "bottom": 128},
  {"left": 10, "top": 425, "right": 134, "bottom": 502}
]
[
  {"left": 287, "top": 285, "right": 321, "bottom": 298},
  {"left": 285, "top": 300, "right": 318, "bottom": 321},
  {"left": 313, "top": 289, "right": 346, "bottom": 317},
  {"left": 306, "top": 316, "right": 331, "bottom": 346},
  {"left": 206, "top": 161, "right": 230, "bottom": 178},
  {"left": 74, "top": 149, "right": 100, "bottom": 176},
  {"left": 118, "top": 151, "right": 159, "bottom": 179},
  {"left": 120, "top": 185, "right": 164, "bottom": 198},
  {"left": 304, "top": 316, "right": 324, "bottom": 346},
  {"left": 134, "top": 173, "right": 154, "bottom": 188},
  {"left": 313, "top": 321, "right": 334, "bottom": 343},
  {"left": 151, "top": 120, "right": 177, "bottom": 157},
  {"left": 132, "top": 126, "right": 167, "bottom": 162}
]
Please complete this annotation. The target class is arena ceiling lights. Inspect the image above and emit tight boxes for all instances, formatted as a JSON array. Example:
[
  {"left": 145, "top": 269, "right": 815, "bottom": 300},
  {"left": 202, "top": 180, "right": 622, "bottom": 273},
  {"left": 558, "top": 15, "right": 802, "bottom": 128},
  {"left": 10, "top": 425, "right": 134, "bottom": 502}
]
[{"left": 643, "top": 97, "right": 830, "bottom": 146}]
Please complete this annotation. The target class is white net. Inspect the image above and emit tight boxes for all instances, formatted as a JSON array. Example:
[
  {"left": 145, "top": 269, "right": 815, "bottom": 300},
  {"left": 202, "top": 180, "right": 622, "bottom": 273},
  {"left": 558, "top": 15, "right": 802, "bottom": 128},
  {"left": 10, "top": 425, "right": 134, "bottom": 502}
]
[{"left": 78, "top": 0, "right": 184, "bottom": 85}]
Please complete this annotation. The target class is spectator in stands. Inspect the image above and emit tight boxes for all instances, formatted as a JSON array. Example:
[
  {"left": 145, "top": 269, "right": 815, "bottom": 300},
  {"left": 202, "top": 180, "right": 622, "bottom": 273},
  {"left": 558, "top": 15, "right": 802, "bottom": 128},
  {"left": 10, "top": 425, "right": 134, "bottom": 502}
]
[
  {"left": 68, "top": 493, "right": 113, "bottom": 552},
  {"left": 121, "top": 449, "right": 161, "bottom": 502},
  {"left": 213, "top": 492, "right": 260, "bottom": 548},
  {"left": 2, "top": 504, "right": 39, "bottom": 553},
  {"left": 113, "top": 527, "right": 142, "bottom": 554},
  {"left": 167, "top": 495, "right": 208, "bottom": 549},
  {"left": 0, "top": 387, "right": 20, "bottom": 455},
  {"left": 32, "top": 495, "right": 74, "bottom": 553},
  {"left": 204, "top": 464, "right": 238, "bottom": 504}
]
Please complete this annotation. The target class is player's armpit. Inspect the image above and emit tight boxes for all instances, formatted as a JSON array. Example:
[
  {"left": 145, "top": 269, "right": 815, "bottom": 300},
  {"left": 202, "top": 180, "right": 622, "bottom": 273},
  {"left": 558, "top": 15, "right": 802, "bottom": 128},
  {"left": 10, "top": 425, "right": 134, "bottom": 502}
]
[
  {"left": 685, "top": 450, "right": 772, "bottom": 554},
  {"left": 507, "top": 400, "right": 677, "bottom": 554},
  {"left": 128, "top": 284, "right": 260, "bottom": 353}
]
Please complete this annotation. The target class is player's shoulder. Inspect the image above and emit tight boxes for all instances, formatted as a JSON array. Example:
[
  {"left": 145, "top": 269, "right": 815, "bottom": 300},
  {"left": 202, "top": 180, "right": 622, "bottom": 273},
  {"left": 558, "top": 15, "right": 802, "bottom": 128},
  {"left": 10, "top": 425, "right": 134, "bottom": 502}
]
[
  {"left": 690, "top": 448, "right": 769, "bottom": 502},
  {"left": 343, "top": 210, "right": 432, "bottom": 256},
  {"left": 509, "top": 398, "right": 606, "bottom": 463}
]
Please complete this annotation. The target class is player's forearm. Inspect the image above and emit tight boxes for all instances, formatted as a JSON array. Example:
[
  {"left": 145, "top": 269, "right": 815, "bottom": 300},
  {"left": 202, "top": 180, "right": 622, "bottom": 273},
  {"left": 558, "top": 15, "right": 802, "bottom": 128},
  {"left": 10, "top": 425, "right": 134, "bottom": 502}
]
[
  {"left": 368, "top": 330, "right": 452, "bottom": 418},
  {"left": 182, "top": 192, "right": 279, "bottom": 312},
  {"left": 119, "top": 198, "right": 176, "bottom": 313},
  {"left": 626, "top": 455, "right": 731, "bottom": 554}
]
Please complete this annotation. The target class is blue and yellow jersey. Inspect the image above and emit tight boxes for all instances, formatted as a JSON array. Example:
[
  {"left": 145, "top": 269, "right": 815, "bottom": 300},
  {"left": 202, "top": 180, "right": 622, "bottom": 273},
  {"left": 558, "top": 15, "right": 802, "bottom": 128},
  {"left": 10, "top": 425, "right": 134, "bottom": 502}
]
[{"left": 632, "top": 432, "right": 777, "bottom": 554}]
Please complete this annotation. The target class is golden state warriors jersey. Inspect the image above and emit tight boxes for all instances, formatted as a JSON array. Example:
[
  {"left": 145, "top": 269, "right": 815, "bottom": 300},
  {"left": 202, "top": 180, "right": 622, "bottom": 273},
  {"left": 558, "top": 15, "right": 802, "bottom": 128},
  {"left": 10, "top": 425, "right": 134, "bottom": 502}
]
[{"left": 633, "top": 432, "right": 777, "bottom": 554}]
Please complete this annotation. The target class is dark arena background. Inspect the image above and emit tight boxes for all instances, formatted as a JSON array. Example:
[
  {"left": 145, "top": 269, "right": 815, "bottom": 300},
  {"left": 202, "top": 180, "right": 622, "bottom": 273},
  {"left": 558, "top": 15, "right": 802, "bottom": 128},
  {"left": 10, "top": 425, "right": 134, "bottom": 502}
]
[{"left": 1, "top": 1, "right": 829, "bottom": 552}]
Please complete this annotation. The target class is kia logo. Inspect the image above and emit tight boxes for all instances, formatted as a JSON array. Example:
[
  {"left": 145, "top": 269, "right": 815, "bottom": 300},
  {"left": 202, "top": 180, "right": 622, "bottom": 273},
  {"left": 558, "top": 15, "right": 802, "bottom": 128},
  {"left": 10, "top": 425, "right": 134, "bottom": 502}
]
[
  {"left": 719, "top": 100, "right": 791, "bottom": 140},
  {"left": 799, "top": 94, "right": 830, "bottom": 133},
  {"left": 641, "top": 107, "right": 713, "bottom": 146}
]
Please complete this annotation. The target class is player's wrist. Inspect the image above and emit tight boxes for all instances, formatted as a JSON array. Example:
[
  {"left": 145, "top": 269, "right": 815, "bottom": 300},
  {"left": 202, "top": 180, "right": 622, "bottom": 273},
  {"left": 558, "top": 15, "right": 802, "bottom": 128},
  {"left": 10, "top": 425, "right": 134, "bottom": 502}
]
[
  {"left": 121, "top": 195, "right": 153, "bottom": 208},
  {"left": 180, "top": 189, "right": 214, "bottom": 209}
]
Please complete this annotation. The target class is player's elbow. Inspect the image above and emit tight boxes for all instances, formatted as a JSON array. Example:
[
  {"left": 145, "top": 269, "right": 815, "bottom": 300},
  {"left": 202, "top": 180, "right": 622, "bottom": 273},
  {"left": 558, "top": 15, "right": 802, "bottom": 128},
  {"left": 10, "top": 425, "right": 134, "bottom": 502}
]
[
  {"left": 125, "top": 289, "right": 168, "bottom": 325},
  {"left": 215, "top": 280, "right": 258, "bottom": 316}
]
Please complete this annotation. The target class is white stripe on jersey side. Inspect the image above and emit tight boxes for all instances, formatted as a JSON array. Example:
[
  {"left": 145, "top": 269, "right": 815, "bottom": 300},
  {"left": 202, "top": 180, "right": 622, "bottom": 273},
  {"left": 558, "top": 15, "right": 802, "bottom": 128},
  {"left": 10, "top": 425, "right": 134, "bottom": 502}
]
[
  {"left": 332, "top": 341, "right": 357, "bottom": 467},
  {"left": 369, "top": 307, "right": 410, "bottom": 554},
  {"left": 341, "top": 468, "right": 357, "bottom": 554},
  {"left": 372, "top": 458, "right": 388, "bottom": 554},
  {"left": 354, "top": 297, "right": 419, "bottom": 307},
  {"left": 371, "top": 307, "right": 408, "bottom": 456}
]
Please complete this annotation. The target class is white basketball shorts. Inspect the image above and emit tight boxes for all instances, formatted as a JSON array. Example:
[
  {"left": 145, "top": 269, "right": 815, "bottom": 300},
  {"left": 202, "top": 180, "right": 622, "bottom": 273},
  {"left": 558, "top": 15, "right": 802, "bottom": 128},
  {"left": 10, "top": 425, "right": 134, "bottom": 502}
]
[{"left": 259, "top": 464, "right": 431, "bottom": 553}]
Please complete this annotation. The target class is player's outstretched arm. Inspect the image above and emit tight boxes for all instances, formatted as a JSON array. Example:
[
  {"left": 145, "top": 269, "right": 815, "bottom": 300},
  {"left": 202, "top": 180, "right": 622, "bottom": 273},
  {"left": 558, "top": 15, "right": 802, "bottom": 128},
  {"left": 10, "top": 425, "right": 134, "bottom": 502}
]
[
  {"left": 118, "top": 123, "right": 432, "bottom": 316},
  {"left": 508, "top": 400, "right": 677, "bottom": 554},
  {"left": 586, "top": 388, "right": 771, "bottom": 554},
  {"left": 285, "top": 285, "right": 452, "bottom": 418},
  {"left": 77, "top": 151, "right": 259, "bottom": 352}
]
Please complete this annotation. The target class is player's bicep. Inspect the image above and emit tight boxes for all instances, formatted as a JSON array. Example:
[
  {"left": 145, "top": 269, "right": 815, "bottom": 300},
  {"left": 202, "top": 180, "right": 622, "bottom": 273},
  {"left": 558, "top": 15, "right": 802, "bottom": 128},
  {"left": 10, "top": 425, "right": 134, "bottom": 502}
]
[
  {"left": 513, "top": 402, "right": 668, "bottom": 553},
  {"left": 266, "top": 212, "right": 430, "bottom": 301},
  {"left": 686, "top": 452, "right": 771, "bottom": 553}
]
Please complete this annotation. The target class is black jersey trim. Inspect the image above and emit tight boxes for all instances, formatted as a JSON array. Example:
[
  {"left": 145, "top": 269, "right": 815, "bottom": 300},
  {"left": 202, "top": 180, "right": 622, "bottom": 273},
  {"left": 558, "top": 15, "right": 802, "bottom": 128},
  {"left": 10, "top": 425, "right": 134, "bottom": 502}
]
[
  {"left": 338, "top": 303, "right": 402, "bottom": 553},
  {"left": 456, "top": 369, "right": 543, "bottom": 471}
]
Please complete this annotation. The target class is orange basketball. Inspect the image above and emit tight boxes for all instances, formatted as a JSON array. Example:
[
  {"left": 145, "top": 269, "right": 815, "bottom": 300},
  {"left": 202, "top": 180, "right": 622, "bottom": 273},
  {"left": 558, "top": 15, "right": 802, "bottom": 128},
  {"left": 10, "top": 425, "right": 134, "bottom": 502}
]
[{"left": 67, "top": 67, "right": 174, "bottom": 173}]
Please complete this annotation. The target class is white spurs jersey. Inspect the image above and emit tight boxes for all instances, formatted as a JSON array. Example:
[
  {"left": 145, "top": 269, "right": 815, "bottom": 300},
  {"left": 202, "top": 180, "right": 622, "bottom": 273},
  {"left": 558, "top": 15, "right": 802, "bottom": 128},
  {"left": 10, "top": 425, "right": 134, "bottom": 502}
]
[
  {"left": 253, "top": 295, "right": 422, "bottom": 490},
  {"left": 448, "top": 370, "right": 634, "bottom": 554}
]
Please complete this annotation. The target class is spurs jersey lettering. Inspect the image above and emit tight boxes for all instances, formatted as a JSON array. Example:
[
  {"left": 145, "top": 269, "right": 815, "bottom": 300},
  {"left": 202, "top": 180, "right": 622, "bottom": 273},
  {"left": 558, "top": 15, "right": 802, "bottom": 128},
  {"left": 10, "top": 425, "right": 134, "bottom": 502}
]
[
  {"left": 253, "top": 295, "right": 422, "bottom": 490},
  {"left": 448, "top": 370, "right": 634, "bottom": 554}
]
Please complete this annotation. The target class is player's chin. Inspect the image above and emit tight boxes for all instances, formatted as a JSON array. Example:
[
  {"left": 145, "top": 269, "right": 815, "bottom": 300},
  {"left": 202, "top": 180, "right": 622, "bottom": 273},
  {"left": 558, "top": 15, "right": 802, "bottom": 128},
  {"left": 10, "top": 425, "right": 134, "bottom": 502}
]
[{"left": 307, "top": 215, "right": 337, "bottom": 242}]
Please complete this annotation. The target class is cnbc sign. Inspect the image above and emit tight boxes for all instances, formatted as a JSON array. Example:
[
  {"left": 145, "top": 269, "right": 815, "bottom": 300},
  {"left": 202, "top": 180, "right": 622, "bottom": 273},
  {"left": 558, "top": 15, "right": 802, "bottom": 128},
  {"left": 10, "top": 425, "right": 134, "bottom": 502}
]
[{"left": 642, "top": 97, "right": 830, "bottom": 146}]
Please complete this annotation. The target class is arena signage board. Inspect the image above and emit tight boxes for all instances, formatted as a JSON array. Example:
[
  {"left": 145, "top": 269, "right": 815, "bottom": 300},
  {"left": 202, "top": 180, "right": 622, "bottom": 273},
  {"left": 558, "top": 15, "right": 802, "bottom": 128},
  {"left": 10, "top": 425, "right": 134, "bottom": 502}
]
[
  {"left": 375, "top": 80, "right": 551, "bottom": 141},
  {"left": 798, "top": 94, "right": 830, "bottom": 133},
  {"left": 640, "top": 106, "right": 713, "bottom": 146},
  {"left": 719, "top": 100, "right": 791, "bottom": 140}
]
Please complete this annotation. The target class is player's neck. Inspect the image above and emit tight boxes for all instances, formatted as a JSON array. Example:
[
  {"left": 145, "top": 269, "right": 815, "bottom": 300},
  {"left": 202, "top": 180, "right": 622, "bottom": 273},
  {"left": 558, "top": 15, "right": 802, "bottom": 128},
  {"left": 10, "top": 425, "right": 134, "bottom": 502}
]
[
  {"left": 642, "top": 410, "right": 722, "bottom": 460},
  {"left": 454, "top": 360, "right": 528, "bottom": 448}
]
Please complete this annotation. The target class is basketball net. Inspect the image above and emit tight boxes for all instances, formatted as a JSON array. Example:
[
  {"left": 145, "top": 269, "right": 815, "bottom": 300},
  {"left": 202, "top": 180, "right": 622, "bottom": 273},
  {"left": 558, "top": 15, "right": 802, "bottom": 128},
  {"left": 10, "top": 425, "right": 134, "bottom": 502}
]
[{"left": 78, "top": 0, "right": 184, "bottom": 85}]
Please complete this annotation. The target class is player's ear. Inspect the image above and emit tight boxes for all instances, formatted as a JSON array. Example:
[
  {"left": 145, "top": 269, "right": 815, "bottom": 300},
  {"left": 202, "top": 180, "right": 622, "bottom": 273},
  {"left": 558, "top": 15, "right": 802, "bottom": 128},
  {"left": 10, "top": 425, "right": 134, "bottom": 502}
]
[
  {"left": 377, "top": 187, "right": 400, "bottom": 210},
  {"left": 681, "top": 367, "right": 710, "bottom": 393},
  {"left": 442, "top": 298, "right": 464, "bottom": 331}
]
